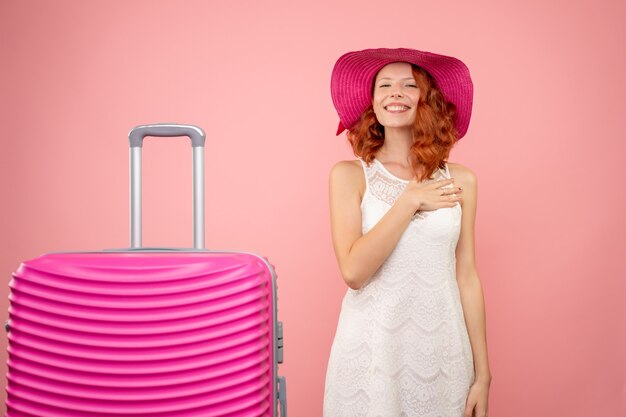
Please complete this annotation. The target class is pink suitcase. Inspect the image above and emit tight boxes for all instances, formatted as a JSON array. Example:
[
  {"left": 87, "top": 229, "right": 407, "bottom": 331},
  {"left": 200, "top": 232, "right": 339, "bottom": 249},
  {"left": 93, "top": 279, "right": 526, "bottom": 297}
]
[{"left": 6, "top": 124, "right": 287, "bottom": 416}]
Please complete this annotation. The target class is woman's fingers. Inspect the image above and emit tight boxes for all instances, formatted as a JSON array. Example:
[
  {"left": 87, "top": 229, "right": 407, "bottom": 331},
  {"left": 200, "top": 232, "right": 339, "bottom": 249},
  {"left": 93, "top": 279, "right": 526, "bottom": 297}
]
[{"left": 442, "top": 186, "right": 463, "bottom": 195}]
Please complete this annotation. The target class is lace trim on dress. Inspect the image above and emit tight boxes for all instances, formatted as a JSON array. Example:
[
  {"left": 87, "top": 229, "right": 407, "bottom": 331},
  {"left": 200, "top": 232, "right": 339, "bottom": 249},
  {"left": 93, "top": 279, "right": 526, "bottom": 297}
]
[
  {"left": 369, "top": 170, "right": 406, "bottom": 207},
  {"left": 361, "top": 158, "right": 448, "bottom": 221}
]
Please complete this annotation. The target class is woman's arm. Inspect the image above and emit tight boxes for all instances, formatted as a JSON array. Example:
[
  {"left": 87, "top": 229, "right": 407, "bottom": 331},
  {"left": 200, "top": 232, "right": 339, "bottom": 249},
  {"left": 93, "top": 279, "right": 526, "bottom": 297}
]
[
  {"left": 329, "top": 160, "right": 416, "bottom": 290},
  {"left": 453, "top": 163, "right": 492, "bottom": 384}
]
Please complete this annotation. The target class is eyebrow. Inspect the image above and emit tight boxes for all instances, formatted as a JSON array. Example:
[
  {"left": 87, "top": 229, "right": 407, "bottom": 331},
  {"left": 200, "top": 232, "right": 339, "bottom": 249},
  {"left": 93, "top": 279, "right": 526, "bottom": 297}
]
[{"left": 376, "top": 77, "right": 416, "bottom": 83}]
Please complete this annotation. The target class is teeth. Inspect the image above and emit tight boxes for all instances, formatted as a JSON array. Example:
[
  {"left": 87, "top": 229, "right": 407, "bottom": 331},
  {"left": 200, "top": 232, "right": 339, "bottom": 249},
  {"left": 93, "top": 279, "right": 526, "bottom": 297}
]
[{"left": 385, "top": 105, "right": 409, "bottom": 111}]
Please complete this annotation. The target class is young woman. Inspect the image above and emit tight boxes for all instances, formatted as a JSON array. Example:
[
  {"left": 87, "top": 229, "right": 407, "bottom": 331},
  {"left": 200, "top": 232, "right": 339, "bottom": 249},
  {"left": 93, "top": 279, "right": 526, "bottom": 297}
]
[{"left": 323, "top": 48, "right": 491, "bottom": 417}]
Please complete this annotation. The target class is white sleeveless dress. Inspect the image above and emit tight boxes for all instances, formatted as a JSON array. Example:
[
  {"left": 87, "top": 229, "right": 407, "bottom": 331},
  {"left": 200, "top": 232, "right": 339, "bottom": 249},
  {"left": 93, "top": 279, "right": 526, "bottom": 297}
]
[{"left": 323, "top": 157, "right": 475, "bottom": 417}]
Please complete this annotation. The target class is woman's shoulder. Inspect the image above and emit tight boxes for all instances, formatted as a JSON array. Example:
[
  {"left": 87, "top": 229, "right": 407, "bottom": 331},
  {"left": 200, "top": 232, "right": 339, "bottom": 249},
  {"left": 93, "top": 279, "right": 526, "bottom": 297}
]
[
  {"left": 447, "top": 161, "right": 478, "bottom": 186},
  {"left": 329, "top": 159, "right": 366, "bottom": 196},
  {"left": 330, "top": 159, "right": 364, "bottom": 176}
]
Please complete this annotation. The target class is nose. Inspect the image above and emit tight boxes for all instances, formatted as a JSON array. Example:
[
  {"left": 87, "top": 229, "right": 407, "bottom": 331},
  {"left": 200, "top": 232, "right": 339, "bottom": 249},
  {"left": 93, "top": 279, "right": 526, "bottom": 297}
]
[{"left": 390, "top": 85, "right": 403, "bottom": 97}]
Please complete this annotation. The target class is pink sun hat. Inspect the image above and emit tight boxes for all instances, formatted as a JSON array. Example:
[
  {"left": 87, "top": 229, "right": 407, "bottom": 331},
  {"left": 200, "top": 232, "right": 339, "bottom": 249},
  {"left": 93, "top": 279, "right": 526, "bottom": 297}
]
[{"left": 331, "top": 47, "right": 474, "bottom": 139}]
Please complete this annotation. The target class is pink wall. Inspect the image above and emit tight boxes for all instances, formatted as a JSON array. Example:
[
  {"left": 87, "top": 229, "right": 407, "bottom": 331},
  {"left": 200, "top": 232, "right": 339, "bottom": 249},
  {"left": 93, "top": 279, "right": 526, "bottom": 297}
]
[{"left": 1, "top": 0, "right": 625, "bottom": 415}]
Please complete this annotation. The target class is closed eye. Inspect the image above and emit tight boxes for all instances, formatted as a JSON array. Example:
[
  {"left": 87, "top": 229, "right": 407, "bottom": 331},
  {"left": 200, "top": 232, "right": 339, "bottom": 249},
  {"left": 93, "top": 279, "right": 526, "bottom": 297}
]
[{"left": 378, "top": 84, "right": 417, "bottom": 88}]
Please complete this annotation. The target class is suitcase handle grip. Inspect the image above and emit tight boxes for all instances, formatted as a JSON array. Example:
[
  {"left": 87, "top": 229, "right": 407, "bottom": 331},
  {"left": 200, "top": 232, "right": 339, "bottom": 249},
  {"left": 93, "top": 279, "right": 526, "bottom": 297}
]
[
  {"left": 128, "top": 123, "right": 206, "bottom": 250},
  {"left": 129, "top": 124, "right": 206, "bottom": 148}
]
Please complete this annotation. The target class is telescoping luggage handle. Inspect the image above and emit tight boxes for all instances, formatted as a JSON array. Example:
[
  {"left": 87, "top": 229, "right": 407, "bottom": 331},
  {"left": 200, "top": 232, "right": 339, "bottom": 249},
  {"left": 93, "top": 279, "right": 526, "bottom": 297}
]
[
  {"left": 128, "top": 123, "right": 206, "bottom": 250},
  {"left": 127, "top": 124, "right": 288, "bottom": 417}
]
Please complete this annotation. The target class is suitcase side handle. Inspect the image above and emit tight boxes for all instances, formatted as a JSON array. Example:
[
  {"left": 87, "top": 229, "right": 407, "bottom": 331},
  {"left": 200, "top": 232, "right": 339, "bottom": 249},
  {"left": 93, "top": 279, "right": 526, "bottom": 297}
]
[{"left": 128, "top": 123, "right": 207, "bottom": 250}]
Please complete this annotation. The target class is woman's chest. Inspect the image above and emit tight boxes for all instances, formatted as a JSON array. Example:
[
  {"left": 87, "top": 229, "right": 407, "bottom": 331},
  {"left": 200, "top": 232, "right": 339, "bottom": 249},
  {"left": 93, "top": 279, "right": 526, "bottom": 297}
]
[{"left": 361, "top": 192, "right": 462, "bottom": 247}]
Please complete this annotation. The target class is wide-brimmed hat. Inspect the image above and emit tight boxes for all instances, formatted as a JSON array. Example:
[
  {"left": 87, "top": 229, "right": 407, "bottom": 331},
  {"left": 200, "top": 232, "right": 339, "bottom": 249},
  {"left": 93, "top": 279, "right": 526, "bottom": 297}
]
[{"left": 330, "top": 47, "right": 473, "bottom": 139}]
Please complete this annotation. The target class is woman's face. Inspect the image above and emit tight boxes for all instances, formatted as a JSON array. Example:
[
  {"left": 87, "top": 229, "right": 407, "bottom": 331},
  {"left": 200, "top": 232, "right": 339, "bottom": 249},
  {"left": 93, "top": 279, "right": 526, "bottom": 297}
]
[{"left": 371, "top": 62, "right": 420, "bottom": 129}]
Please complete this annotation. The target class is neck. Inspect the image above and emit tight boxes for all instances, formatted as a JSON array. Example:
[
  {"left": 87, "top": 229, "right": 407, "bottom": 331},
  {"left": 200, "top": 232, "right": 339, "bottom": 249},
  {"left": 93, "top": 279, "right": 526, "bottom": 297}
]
[{"left": 378, "top": 126, "right": 413, "bottom": 165}]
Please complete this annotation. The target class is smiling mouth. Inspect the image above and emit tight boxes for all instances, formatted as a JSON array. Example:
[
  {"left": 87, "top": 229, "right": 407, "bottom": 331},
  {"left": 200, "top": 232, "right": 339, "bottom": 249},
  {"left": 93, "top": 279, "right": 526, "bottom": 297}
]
[{"left": 384, "top": 105, "right": 410, "bottom": 112}]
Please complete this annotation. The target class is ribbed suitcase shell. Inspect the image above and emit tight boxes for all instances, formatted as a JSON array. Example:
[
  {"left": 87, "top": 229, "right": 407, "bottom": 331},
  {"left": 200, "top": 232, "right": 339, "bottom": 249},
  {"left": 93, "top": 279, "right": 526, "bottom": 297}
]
[{"left": 7, "top": 251, "right": 280, "bottom": 417}]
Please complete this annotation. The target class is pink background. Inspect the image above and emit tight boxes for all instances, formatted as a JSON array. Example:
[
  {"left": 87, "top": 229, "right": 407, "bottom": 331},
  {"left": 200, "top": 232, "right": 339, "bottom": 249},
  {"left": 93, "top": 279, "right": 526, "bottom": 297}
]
[{"left": 1, "top": 0, "right": 625, "bottom": 416}]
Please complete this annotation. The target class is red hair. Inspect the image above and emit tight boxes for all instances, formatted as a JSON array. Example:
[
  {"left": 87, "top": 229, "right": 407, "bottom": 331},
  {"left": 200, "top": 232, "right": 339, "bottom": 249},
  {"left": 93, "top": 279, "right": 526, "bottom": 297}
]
[{"left": 346, "top": 64, "right": 459, "bottom": 181}]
